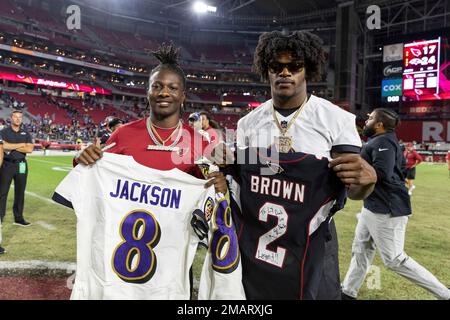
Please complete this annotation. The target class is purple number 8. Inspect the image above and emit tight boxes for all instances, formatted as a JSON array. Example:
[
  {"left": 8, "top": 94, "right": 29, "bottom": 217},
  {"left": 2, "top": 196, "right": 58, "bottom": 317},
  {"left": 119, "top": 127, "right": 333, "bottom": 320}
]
[
  {"left": 209, "top": 198, "right": 240, "bottom": 273},
  {"left": 112, "top": 210, "right": 160, "bottom": 283}
]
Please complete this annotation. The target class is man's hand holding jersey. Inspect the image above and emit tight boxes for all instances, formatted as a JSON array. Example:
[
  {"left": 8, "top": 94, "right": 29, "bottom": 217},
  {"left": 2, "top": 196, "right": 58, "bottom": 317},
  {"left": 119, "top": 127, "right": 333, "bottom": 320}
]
[
  {"left": 329, "top": 153, "right": 377, "bottom": 200},
  {"left": 204, "top": 171, "right": 228, "bottom": 194},
  {"left": 75, "top": 138, "right": 103, "bottom": 165}
]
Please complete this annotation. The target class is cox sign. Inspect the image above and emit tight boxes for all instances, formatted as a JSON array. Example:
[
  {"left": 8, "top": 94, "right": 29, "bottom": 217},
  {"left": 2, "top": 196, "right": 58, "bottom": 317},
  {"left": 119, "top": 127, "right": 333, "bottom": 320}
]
[{"left": 381, "top": 78, "right": 402, "bottom": 97}]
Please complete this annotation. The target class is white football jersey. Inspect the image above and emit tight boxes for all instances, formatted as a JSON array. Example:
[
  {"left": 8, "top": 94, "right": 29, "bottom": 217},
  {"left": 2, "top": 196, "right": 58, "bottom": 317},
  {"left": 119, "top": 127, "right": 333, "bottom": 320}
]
[
  {"left": 53, "top": 153, "right": 244, "bottom": 300},
  {"left": 237, "top": 95, "right": 362, "bottom": 159}
]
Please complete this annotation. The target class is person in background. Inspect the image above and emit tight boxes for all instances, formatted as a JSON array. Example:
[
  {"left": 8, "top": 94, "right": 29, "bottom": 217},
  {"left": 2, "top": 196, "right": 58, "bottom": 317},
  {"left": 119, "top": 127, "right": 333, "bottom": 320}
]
[
  {"left": 199, "top": 111, "right": 222, "bottom": 146},
  {"left": 188, "top": 112, "right": 202, "bottom": 131},
  {"left": 446, "top": 150, "right": 450, "bottom": 178},
  {"left": 341, "top": 108, "right": 450, "bottom": 300},
  {"left": 0, "top": 110, "right": 34, "bottom": 227},
  {"left": 0, "top": 131, "right": 3, "bottom": 167},
  {"left": 97, "top": 116, "right": 124, "bottom": 147},
  {"left": 404, "top": 142, "right": 422, "bottom": 196},
  {"left": 188, "top": 112, "right": 210, "bottom": 143},
  {"left": 0, "top": 131, "right": 4, "bottom": 254}
]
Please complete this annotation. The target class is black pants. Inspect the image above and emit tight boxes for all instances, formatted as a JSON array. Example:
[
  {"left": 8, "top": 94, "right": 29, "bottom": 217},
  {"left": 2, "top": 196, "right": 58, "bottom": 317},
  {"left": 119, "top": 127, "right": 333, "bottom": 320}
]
[
  {"left": 406, "top": 167, "right": 416, "bottom": 180},
  {"left": 316, "top": 218, "right": 341, "bottom": 300},
  {"left": 0, "top": 160, "right": 28, "bottom": 222}
]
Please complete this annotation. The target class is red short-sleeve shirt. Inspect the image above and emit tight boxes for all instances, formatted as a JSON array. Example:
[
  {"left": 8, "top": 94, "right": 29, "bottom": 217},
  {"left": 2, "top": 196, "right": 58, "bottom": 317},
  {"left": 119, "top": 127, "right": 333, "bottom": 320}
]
[{"left": 105, "top": 118, "right": 210, "bottom": 178}]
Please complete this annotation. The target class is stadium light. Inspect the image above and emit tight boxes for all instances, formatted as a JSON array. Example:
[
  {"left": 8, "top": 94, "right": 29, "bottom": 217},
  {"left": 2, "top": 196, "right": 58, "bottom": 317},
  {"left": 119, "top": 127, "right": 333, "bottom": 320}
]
[{"left": 193, "top": 1, "right": 217, "bottom": 14}]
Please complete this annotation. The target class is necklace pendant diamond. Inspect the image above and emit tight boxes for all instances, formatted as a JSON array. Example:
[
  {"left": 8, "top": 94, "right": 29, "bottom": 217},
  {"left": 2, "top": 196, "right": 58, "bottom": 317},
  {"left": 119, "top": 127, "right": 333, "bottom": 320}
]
[
  {"left": 147, "top": 144, "right": 181, "bottom": 152},
  {"left": 276, "top": 136, "right": 293, "bottom": 153}
]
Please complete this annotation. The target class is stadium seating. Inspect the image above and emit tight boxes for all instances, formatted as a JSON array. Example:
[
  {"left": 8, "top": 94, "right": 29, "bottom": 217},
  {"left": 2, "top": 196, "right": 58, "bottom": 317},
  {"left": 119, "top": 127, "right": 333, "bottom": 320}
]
[
  {"left": 222, "top": 94, "right": 257, "bottom": 103},
  {"left": 0, "top": 0, "right": 27, "bottom": 21},
  {"left": 9, "top": 92, "right": 73, "bottom": 124},
  {"left": 0, "top": 21, "right": 20, "bottom": 35},
  {"left": 0, "top": 0, "right": 259, "bottom": 136},
  {"left": 194, "top": 92, "right": 221, "bottom": 102},
  {"left": 6, "top": 92, "right": 131, "bottom": 125},
  {"left": 114, "top": 85, "right": 147, "bottom": 95},
  {"left": 0, "top": 64, "right": 39, "bottom": 77}
]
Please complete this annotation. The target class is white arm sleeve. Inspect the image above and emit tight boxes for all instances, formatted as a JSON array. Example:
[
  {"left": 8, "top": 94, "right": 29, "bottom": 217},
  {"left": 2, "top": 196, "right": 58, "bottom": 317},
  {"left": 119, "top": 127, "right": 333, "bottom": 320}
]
[
  {"left": 53, "top": 166, "right": 84, "bottom": 212},
  {"left": 331, "top": 114, "right": 362, "bottom": 154}
]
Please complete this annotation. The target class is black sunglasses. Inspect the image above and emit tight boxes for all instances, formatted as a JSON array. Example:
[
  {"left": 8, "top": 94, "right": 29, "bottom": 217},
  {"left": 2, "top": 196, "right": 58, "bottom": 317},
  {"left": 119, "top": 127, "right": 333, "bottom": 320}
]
[{"left": 268, "top": 61, "right": 304, "bottom": 74}]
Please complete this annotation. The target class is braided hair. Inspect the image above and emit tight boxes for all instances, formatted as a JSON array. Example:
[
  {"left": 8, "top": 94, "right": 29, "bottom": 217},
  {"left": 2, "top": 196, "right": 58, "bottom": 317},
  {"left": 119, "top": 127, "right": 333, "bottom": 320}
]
[
  {"left": 253, "top": 30, "right": 327, "bottom": 82},
  {"left": 373, "top": 108, "right": 401, "bottom": 132},
  {"left": 149, "top": 42, "right": 186, "bottom": 89}
]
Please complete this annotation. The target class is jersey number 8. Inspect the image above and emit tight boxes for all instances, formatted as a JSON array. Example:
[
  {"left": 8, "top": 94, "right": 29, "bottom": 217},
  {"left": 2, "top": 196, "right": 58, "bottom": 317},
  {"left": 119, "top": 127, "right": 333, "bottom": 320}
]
[{"left": 112, "top": 210, "right": 161, "bottom": 283}]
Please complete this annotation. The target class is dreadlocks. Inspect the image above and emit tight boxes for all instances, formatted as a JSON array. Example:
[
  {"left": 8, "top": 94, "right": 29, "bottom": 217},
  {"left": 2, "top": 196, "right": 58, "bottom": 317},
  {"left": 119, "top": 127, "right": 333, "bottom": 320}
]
[
  {"left": 253, "top": 30, "right": 327, "bottom": 82},
  {"left": 150, "top": 42, "right": 186, "bottom": 89}
]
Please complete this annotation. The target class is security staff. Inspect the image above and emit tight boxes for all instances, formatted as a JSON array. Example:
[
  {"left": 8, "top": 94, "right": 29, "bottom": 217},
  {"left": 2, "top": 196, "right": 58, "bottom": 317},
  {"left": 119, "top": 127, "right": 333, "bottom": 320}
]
[{"left": 0, "top": 110, "right": 34, "bottom": 226}]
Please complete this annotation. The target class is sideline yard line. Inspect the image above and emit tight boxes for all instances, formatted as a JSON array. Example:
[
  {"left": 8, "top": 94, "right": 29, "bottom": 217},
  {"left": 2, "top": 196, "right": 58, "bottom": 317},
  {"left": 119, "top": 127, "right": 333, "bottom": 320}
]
[
  {"left": 35, "top": 220, "right": 57, "bottom": 231},
  {"left": 26, "top": 191, "right": 73, "bottom": 212},
  {"left": 27, "top": 158, "right": 73, "bottom": 166},
  {"left": 0, "top": 260, "right": 76, "bottom": 273},
  {"left": 25, "top": 191, "right": 60, "bottom": 205},
  {"left": 22, "top": 190, "right": 72, "bottom": 212}
]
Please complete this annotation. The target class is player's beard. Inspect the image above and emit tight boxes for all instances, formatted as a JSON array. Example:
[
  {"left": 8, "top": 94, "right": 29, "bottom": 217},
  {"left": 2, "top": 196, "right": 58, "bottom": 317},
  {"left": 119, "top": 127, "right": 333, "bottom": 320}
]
[{"left": 362, "top": 125, "right": 376, "bottom": 138}]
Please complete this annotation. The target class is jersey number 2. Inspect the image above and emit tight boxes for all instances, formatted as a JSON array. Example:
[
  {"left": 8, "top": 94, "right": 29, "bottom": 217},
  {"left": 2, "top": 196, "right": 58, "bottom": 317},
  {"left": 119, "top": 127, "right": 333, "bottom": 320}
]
[
  {"left": 112, "top": 210, "right": 161, "bottom": 283},
  {"left": 256, "top": 202, "right": 288, "bottom": 268}
]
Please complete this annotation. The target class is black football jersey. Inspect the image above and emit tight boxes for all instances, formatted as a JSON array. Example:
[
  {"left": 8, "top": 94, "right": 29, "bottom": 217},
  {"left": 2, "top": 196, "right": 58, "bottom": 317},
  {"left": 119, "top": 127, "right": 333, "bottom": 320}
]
[{"left": 228, "top": 147, "right": 346, "bottom": 300}]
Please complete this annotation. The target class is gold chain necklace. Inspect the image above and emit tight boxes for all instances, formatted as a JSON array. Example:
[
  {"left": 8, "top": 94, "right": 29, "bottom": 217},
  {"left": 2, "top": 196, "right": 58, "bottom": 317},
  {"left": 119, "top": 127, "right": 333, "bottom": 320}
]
[
  {"left": 272, "top": 96, "right": 308, "bottom": 134},
  {"left": 151, "top": 122, "right": 180, "bottom": 130},
  {"left": 150, "top": 121, "right": 181, "bottom": 146},
  {"left": 272, "top": 96, "right": 308, "bottom": 153}
]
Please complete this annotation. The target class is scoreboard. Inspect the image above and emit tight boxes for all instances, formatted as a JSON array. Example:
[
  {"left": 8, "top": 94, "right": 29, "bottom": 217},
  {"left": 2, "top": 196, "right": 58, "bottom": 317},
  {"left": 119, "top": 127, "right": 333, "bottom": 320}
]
[{"left": 402, "top": 38, "right": 441, "bottom": 98}]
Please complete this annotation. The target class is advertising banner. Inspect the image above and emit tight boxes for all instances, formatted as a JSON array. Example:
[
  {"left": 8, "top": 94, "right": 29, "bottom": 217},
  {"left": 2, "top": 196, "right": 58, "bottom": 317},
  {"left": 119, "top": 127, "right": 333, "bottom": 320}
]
[{"left": 0, "top": 72, "right": 112, "bottom": 95}]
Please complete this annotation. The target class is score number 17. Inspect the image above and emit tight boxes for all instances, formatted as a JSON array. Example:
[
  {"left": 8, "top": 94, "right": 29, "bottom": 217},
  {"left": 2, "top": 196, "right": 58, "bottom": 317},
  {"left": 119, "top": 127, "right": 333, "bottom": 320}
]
[{"left": 423, "top": 44, "right": 437, "bottom": 55}]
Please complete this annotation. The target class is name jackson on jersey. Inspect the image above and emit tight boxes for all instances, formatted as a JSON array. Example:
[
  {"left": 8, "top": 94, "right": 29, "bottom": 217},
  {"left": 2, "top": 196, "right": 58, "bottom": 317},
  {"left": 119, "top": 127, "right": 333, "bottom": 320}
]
[{"left": 109, "top": 178, "right": 181, "bottom": 209}]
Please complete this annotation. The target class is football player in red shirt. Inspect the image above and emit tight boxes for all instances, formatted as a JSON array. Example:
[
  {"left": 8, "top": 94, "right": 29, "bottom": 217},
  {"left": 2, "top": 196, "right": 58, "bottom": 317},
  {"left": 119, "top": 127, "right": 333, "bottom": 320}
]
[{"left": 75, "top": 43, "right": 226, "bottom": 193}]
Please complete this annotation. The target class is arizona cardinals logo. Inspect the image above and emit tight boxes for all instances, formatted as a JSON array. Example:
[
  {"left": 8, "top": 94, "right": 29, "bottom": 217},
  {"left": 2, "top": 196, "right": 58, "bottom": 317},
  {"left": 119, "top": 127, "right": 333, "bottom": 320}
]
[
  {"left": 265, "top": 161, "right": 284, "bottom": 174},
  {"left": 410, "top": 48, "right": 421, "bottom": 57}
]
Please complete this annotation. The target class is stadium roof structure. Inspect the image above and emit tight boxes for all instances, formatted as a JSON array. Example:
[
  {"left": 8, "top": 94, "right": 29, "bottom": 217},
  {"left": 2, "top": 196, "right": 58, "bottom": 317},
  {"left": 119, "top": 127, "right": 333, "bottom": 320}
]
[
  {"left": 151, "top": 0, "right": 337, "bottom": 19},
  {"left": 66, "top": 0, "right": 342, "bottom": 27},
  {"left": 61, "top": 0, "right": 443, "bottom": 33}
]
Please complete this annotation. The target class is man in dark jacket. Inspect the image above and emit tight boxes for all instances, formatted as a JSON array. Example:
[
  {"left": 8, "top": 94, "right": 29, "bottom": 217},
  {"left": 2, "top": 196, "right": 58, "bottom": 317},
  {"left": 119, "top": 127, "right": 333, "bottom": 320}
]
[
  {"left": 341, "top": 108, "right": 450, "bottom": 300},
  {"left": 0, "top": 131, "right": 4, "bottom": 254}
]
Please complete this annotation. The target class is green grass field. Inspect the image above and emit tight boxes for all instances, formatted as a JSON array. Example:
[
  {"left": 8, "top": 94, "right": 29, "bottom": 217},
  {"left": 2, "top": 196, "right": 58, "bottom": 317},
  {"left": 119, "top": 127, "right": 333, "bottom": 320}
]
[{"left": 0, "top": 156, "right": 449, "bottom": 299}]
